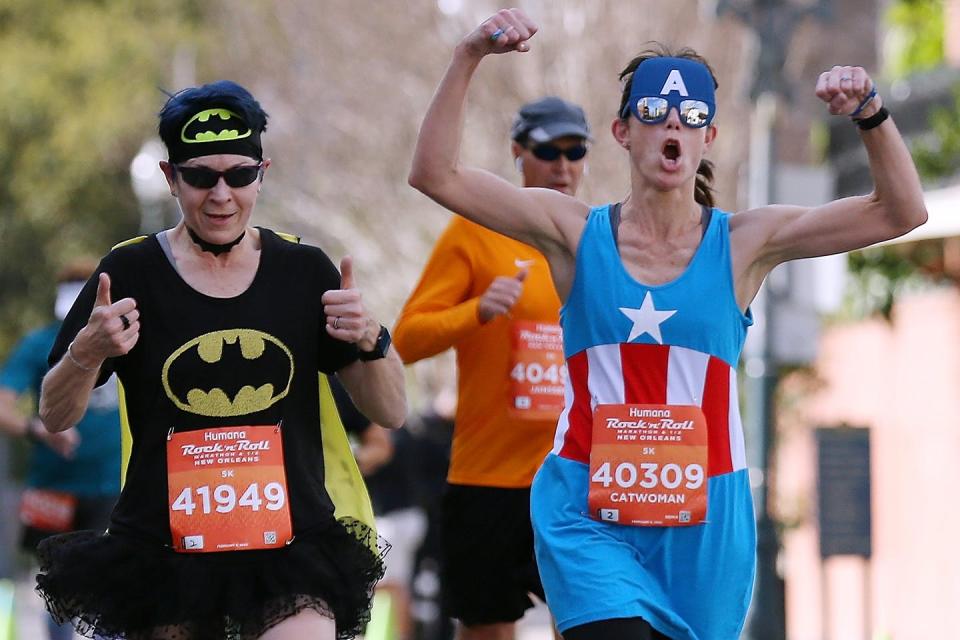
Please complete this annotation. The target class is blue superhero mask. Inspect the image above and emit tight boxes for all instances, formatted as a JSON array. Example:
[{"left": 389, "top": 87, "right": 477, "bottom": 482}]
[{"left": 622, "top": 57, "right": 716, "bottom": 128}]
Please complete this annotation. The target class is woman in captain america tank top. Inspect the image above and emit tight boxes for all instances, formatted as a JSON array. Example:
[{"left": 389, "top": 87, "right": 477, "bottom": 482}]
[{"left": 408, "top": 8, "right": 926, "bottom": 640}]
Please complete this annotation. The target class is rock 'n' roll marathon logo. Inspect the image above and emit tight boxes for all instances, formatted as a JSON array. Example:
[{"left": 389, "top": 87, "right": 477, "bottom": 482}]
[
  {"left": 603, "top": 406, "right": 695, "bottom": 442},
  {"left": 162, "top": 330, "right": 294, "bottom": 417},
  {"left": 180, "top": 108, "right": 252, "bottom": 144}
]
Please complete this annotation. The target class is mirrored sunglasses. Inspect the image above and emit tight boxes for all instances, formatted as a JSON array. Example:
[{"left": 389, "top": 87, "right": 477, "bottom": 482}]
[
  {"left": 529, "top": 144, "right": 588, "bottom": 162},
  {"left": 628, "top": 97, "right": 712, "bottom": 128},
  {"left": 174, "top": 163, "right": 263, "bottom": 189}
]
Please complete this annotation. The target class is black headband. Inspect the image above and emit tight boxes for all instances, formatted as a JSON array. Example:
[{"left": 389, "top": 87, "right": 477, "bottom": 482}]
[{"left": 168, "top": 107, "right": 262, "bottom": 163}]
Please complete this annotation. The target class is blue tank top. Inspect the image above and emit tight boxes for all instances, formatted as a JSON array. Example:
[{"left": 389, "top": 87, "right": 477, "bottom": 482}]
[{"left": 536, "top": 204, "right": 757, "bottom": 639}]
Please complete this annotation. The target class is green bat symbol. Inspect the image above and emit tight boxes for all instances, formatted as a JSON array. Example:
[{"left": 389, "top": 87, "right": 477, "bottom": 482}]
[{"left": 180, "top": 108, "right": 252, "bottom": 144}]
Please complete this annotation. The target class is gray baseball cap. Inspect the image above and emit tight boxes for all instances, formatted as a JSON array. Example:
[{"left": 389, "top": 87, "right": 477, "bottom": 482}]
[{"left": 511, "top": 96, "right": 592, "bottom": 145}]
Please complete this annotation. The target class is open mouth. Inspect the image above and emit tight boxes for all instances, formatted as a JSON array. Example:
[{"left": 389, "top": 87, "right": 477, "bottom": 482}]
[{"left": 662, "top": 139, "right": 681, "bottom": 163}]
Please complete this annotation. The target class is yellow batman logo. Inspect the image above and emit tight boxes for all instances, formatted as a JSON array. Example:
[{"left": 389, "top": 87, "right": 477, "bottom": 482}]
[
  {"left": 180, "top": 108, "right": 252, "bottom": 144},
  {"left": 162, "top": 329, "right": 294, "bottom": 417}
]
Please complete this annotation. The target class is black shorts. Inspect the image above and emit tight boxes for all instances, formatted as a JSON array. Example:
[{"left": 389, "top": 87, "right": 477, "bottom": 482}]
[
  {"left": 441, "top": 483, "right": 544, "bottom": 626},
  {"left": 563, "top": 617, "right": 671, "bottom": 640}
]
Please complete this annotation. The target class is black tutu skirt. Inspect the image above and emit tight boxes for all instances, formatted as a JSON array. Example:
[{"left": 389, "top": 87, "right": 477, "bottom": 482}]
[{"left": 36, "top": 517, "right": 387, "bottom": 640}]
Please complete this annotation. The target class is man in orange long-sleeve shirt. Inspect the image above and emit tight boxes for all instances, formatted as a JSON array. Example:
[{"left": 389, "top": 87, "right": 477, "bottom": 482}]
[{"left": 394, "top": 97, "right": 590, "bottom": 640}]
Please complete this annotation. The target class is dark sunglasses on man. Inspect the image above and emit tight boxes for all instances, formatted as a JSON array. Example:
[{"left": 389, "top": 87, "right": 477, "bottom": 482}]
[
  {"left": 528, "top": 143, "right": 588, "bottom": 162},
  {"left": 173, "top": 162, "right": 263, "bottom": 189}
]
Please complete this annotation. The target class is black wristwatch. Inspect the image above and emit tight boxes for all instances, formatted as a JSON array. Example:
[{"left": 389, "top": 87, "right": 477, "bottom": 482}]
[{"left": 359, "top": 325, "right": 391, "bottom": 362}]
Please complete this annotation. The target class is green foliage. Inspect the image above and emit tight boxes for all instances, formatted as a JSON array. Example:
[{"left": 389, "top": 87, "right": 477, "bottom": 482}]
[
  {"left": 845, "top": 241, "right": 948, "bottom": 320},
  {"left": 847, "top": 2, "right": 954, "bottom": 321},
  {"left": 884, "top": 0, "right": 945, "bottom": 78},
  {"left": 912, "top": 87, "right": 960, "bottom": 182},
  {"left": 845, "top": 248, "right": 923, "bottom": 319},
  {"left": 0, "top": 1, "right": 199, "bottom": 355}
]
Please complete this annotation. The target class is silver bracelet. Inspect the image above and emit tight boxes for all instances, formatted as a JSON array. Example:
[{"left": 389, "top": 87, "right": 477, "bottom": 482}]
[{"left": 66, "top": 340, "right": 98, "bottom": 372}]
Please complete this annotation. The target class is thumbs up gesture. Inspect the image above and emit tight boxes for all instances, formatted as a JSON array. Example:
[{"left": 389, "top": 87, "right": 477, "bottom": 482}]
[
  {"left": 322, "top": 256, "right": 380, "bottom": 350},
  {"left": 477, "top": 265, "right": 529, "bottom": 324},
  {"left": 70, "top": 273, "right": 140, "bottom": 369}
]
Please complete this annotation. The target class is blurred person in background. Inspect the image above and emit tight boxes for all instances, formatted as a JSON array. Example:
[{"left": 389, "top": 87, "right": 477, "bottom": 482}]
[
  {"left": 408, "top": 8, "right": 926, "bottom": 640},
  {"left": 395, "top": 95, "right": 589, "bottom": 640},
  {"left": 330, "top": 376, "right": 428, "bottom": 640},
  {"left": 406, "top": 388, "right": 456, "bottom": 640},
  {"left": 36, "top": 79, "right": 405, "bottom": 640},
  {"left": 0, "top": 258, "right": 121, "bottom": 640}
]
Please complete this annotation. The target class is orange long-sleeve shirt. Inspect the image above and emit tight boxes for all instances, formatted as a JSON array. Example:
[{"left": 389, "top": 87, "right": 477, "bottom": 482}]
[{"left": 394, "top": 216, "right": 562, "bottom": 488}]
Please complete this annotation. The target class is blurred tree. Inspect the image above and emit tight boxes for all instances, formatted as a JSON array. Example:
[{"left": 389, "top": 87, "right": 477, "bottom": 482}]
[
  {"left": 912, "top": 87, "right": 960, "bottom": 182},
  {"left": 0, "top": 0, "right": 200, "bottom": 354},
  {"left": 845, "top": 0, "right": 954, "bottom": 320},
  {"left": 884, "top": 0, "right": 944, "bottom": 79}
]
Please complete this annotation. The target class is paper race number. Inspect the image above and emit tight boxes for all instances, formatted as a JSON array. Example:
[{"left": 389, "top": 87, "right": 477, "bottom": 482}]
[{"left": 170, "top": 481, "right": 286, "bottom": 516}]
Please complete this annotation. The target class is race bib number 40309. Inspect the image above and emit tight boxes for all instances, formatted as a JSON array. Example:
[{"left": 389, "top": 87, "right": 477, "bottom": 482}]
[
  {"left": 588, "top": 404, "right": 708, "bottom": 527},
  {"left": 167, "top": 425, "right": 293, "bottom": 553}
]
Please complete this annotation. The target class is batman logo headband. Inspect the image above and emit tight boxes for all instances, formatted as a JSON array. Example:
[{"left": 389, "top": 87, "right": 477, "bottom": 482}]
[{"left": 169, "top": 107, "right": 262, "bottom": 163}]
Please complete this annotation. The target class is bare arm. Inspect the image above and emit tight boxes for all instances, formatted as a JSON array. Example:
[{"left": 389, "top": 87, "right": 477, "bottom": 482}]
[
  {"left": 0, "top": 388, "right": 79, "bottom": 457},
  {"left": 335, "top": 349, "right": 406, "bottom": 430},
  {"left": 354, "top": 423, "right": 394, "bottom": 476},
  {"left": 732, "top": 66, "right": 927, "bottom": 306},
  {"left": 40, "top": 273, "right": 139, "bottom": 432},
  {"left": 0, "top": 389, "right": 33, "bottom": 438},
  {"left": 407, "top": 8, "right": 588, "bottom": 265}
]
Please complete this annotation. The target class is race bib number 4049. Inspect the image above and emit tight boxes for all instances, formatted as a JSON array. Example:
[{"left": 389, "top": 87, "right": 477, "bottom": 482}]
[
  {"left": 588, "top": 404, "right": 708, "bottom": 527},
  {"left": 167, "top": 425, "right": 293, "bottom": 553},
  {"left": 509, "top": 321, "right": 566, "bottom": 421}
]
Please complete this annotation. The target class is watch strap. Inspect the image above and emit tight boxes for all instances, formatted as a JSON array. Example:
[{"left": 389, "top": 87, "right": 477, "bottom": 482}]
[{"left": 358, "top": 325, "right": 391, "bottom": 362}]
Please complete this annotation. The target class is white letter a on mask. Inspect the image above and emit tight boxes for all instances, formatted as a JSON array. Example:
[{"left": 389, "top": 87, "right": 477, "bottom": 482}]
[{"left": 660, "top": 69, "right": 689, "bottom": 96}]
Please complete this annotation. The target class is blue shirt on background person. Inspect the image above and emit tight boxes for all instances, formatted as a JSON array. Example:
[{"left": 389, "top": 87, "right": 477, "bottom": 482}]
[{"left": 0, "top": 322, "right": 121, "bottom": 497}]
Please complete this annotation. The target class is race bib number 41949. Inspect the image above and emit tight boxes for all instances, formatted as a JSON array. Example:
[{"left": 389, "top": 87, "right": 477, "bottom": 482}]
[
  {"left": 167, "top": 425, "right": 293, "bottom": 553},
  {"left": 588, "top": 404, "right": 708, "bottom": 527}
]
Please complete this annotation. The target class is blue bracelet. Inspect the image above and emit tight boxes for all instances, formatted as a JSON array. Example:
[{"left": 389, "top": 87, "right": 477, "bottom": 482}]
[{"left": 850, "top": 87, "right": 878, "bottom": 118}]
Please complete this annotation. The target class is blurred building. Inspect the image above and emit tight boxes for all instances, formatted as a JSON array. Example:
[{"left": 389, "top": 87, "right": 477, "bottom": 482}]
[{"left": 775, "top": 2, "right": 960, "bottom": 638}]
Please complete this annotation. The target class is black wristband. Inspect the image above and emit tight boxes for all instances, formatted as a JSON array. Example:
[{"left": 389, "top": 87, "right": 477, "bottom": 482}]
[
  {"left": 855, "top": 106, "right": 889, "bottom": 131},
  {"left": 358, "top": 325, "right": 391, "bottom": 362}
]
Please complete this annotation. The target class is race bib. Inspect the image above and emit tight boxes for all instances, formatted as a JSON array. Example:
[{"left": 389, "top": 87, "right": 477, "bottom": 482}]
[
  {"left": 19, "top": 489, "right": 77, "bottom": 532},
  {"left": 167, "top": 425, "right": 293, "bottom": 553},
  {"left": 509, "top": 321, "right": 566, "bottom": 420},
  {"left": 588, "top": 404, "right": 708, "bottom": 527}
]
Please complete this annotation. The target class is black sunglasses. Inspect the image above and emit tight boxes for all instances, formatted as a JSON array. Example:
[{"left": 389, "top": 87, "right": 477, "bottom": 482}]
[
  {"left": 529, "top": 144, "right": 588, "bottom": 162},
  {"left": 174, "top": 163, "right": 263, "bottom": 189}
]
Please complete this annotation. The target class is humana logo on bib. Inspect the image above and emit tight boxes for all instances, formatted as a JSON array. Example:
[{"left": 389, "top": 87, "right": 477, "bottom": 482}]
[{"left": 588, "top": 404, "right": 709, "bottom": 527}]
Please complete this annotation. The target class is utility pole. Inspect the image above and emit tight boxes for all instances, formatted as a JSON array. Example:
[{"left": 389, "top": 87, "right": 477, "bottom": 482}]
[{"left": 715, "top": 1, "right": 829, "bottom": 638}]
